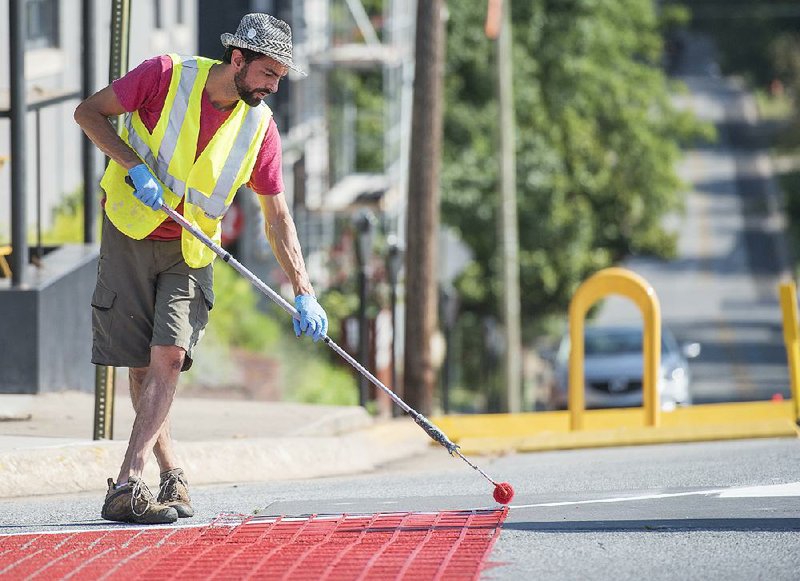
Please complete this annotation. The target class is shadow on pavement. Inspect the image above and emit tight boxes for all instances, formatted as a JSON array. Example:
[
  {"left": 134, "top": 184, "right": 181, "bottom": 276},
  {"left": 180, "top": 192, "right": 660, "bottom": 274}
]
[{"left": 504, "top": 517, "right": 800, "bottom": 533}]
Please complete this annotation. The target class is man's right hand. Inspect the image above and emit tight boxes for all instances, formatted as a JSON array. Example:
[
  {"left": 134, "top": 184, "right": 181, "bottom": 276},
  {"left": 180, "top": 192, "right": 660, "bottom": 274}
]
[
  {"left": 128, "top": 163, "right": 163, "bottom": 210},
  {"left": 294, "top": 295, "right": 329, "bottom": 342}
]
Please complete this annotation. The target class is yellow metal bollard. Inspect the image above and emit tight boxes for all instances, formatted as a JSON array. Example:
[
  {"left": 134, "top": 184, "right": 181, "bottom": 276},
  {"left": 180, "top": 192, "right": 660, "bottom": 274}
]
[
  {"left": 568, "top": 267, "right": 662, "bottom": 430},
  {"left": 0, "top": 245, "right": 12, "bottom": 278},
  {"left": 778, "top": 282, "right": 800, "bottom": 425}
]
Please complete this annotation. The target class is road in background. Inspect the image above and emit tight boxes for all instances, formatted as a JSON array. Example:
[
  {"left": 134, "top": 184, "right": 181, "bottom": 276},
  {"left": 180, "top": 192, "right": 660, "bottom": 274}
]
[{"left": 597, "top": 33, "right": 791, "bottom": 404}]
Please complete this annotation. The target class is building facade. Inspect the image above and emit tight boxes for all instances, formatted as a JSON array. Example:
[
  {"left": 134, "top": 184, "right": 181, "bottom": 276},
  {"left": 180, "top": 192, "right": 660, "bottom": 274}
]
[{"left": 0, "top": 0, "right": 197, "bottom": 242}]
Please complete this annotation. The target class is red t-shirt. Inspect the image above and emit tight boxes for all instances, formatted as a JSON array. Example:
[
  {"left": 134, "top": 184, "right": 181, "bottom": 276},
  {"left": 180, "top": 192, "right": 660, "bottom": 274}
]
[{"left": 111, "top": 55, "right": 284, "bottom": 240}]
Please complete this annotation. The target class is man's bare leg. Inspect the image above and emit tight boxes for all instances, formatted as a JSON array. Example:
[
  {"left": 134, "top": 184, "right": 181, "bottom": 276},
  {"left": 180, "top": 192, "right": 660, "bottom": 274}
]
[
  {"left": 128, "top": 367, "right": 179, "bottom": 474},
  {"left": 117, "top": 345, "right": 185, "bottom": 483}
]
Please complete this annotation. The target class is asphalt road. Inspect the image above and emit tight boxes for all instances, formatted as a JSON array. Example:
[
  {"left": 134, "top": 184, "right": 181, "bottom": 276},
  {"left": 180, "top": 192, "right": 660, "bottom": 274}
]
[
  {"left": 2, "top": 438, "right": 799, "bottom": 579},
  {"left": 596, "top": 33, "right": 791, "bottom": 404}
]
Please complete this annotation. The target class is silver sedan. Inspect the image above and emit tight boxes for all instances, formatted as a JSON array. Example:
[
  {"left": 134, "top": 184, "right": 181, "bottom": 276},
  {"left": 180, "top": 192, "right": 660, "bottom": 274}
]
[{"left": 550, "top": 325, "right": 701, "bottom": 410}]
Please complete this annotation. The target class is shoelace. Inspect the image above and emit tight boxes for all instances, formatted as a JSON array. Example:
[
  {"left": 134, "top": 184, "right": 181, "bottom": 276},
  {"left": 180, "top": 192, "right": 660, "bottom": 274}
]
[
  {"left": 160, "top": 473, "right": 186, "bottom": 502},
  {"left": 129, "top": 479, "right": 155, "bottom": 517}
]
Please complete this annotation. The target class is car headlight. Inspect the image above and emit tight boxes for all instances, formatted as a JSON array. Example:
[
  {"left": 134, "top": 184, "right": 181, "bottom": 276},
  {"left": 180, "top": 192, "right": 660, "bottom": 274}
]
[{"left": 662, "top": 365, "right": 685, "bottom": 382}]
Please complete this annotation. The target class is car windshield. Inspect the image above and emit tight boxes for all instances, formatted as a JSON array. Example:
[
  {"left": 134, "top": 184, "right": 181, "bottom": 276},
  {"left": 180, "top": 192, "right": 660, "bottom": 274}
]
[
  {"left": 585, "top": 329, "right": 643, "bottom": 356},
  {"left": 556, "top": 327, "right": 678, "bottom": 362}
]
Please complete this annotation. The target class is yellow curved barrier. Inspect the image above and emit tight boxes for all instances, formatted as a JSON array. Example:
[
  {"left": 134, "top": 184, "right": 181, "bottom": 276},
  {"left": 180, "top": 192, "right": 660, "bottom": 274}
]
[
  {"left": 569, "top": 267, "right": 661, "bottom": 430},
  {"left": 0, "top": 245, "right": 11, "bottom": 278},
  {"left": 779, "top": 282, "right": 800, "bottom": 424}
]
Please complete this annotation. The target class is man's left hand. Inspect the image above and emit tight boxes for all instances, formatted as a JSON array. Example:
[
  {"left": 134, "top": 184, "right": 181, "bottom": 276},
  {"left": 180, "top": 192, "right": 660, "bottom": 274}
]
[{"left": 294, "top": 295, "right": 328, "bottom": 342}]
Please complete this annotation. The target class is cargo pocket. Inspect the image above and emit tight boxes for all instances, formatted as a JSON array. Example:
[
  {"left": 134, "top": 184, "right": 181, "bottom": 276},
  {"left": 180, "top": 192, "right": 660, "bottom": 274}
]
[
  {"left": 183, "top": 280, "right": 212, "bottom": 372},
  {"left": 198, "top": 281, "right": 214, "bottom": 312},
  {"left": 189, "top": 267, "right": 215, "bottom": 312},
  {"left": 91, "top": 282, "right": 117, "bottom": 344},
  {"left": 191, "top": 282, "right": 211, "bottom": 330}
]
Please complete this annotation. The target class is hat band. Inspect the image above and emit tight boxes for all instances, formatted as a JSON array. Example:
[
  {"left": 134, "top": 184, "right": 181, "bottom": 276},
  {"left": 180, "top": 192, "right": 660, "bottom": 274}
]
[{"left": 234, "top": 38, "right": 292, "bottom": 62}]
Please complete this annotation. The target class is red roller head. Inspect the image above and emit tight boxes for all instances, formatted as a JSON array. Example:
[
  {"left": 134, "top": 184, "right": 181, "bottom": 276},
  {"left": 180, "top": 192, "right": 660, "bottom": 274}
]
[{"left": 493, "top": 482, "right": 514, "bottom": 504}]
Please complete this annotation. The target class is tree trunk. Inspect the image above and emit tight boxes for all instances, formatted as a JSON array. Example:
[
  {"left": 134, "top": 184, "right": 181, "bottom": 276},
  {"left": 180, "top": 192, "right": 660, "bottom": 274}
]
[{"left": 404, "top": 0, "right": 447, "bottom": 415}]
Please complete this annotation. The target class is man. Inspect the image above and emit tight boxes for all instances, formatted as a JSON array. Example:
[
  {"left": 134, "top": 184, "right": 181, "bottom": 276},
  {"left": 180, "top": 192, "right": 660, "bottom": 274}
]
[{"left": 74, "top": 13, "right": 328, "bottom": 524}]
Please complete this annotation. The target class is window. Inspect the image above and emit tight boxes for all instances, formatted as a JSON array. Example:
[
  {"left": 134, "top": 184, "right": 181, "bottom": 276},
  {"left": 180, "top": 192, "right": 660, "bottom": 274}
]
[{"left": 26, "top": 0, "right": 59, "bottom": 50}]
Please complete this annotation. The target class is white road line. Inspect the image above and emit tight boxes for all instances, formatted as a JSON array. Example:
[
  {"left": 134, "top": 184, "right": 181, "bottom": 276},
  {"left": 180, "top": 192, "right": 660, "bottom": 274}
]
[
  {"left": 0, "top": 521, "right": 207, "bottom": 538},
  {"left": 509, "top": 481, "right": 800, "bottom": 510},
  {"left": 718, "top": 482, "right": 800, "bottom": 498},
  {"left": 509, "top": 488, "right": 727, "bottom": 509}
]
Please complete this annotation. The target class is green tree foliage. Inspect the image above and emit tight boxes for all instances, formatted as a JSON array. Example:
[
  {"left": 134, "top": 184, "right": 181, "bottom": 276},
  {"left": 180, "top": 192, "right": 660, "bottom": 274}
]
[
  {"left": 442, "top": 0, "right": 708, "bottom": 333},
  {"left": 771, "top": 33, "right": 800, "bottom": 104}
]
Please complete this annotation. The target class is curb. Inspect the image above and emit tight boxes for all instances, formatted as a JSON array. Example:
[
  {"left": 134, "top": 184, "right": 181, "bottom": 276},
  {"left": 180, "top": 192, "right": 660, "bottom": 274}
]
[
  {"left": 0, "top": 419, "right": 430, "bottom": 498},
  {"left": 432, "top": 401, "right": 800, "bottom": 455},
  {"left": 457, "top": 419, "right": 800, "bottom": 455}
]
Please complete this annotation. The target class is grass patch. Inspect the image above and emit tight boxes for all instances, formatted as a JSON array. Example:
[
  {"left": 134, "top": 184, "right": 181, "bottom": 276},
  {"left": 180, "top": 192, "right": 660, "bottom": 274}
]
[
  {"left": 186, "top": 260, "right": 359, "bottom": 407},
  {"left": 280, "top": 350, "right": 359, "bottom": 406},
  {"left": 36, "top": 188, "right": 103, "bottom": 246},
  {"left": 755, "top": 89, "right": 794, "bottom": 121}
]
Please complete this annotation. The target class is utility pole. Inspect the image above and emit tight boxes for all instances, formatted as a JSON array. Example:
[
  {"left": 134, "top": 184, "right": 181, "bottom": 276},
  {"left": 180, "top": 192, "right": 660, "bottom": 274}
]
[
  {"left": 404, "top": 0, "right": 447, "bottom": 415},
  {"left": 487, "top": 0, "right": 522, "bottom": 412}
]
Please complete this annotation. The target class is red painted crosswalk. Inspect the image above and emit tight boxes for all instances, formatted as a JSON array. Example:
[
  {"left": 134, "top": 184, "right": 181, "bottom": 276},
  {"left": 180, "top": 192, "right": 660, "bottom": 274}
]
[{"left": 0, "top": 508, "right": 507, "bottom": 580}]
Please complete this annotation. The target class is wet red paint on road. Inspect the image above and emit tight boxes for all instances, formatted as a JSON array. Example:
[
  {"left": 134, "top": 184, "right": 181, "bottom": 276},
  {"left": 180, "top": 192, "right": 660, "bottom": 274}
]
[{"left": 0, "top": 508, "right": 507, "bottom": 580}]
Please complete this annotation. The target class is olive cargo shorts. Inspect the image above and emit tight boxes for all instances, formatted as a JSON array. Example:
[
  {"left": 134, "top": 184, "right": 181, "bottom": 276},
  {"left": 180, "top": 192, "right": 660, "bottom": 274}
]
[{"left": 91, "top": 215, "right": 214, "bottom": 372}]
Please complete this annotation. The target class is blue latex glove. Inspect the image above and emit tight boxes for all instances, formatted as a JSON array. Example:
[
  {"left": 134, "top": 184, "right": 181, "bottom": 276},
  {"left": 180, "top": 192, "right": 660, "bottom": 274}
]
[
  {"left": 294, "top": 295, "right": 328, "bottom": 342},
  {"left": 128, "top": 163, "right": 163, "bottom": 210}
]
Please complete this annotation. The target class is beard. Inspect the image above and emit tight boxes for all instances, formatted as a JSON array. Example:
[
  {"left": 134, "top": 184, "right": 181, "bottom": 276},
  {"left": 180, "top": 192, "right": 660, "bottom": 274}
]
[{"left": 234, "top": 66, "right": 270, "bottom": 107}]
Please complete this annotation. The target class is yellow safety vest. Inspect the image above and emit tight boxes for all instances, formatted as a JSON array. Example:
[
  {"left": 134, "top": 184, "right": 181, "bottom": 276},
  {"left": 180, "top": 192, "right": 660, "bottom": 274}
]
[{"left": 101, "top": 53, "right": 272, "bottom": 268}]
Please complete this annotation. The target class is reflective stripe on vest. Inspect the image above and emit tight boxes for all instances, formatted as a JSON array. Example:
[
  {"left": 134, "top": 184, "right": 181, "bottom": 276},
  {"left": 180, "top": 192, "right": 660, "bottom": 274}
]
[
  {"left": 186, "top": 107, "right": 263, "bottom": 217},
  {"left": 124, "top": 59, "right": 265, "bottom": 219},
  {"left": 157, "top": 59, "right": 199, "bottom": 170}
]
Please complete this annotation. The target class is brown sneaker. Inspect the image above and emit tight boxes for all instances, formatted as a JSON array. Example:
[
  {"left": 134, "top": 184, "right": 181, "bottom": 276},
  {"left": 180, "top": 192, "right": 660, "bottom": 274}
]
[
  {"left": 157, "top": 468, "right": 194, "bottom": 518},
  {"left": 101, "top": 476, "right": 178, "bottom": 524}
]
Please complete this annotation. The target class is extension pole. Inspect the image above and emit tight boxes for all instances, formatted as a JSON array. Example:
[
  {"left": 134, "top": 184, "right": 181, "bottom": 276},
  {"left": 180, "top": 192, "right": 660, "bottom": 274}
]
[{"left": 156, "top": 201, "right": 501, "bottom": 486}]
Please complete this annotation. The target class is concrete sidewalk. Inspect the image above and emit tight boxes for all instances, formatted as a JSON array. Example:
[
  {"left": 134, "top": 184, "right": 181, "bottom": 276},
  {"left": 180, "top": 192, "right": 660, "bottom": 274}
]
[{"left": 0, "top": 392, "right": 431, "bottom": 498}]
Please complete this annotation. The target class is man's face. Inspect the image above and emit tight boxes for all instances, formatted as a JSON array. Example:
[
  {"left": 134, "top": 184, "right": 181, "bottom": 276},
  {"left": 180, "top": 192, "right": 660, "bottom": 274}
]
[{"left": 234, "top": 54, "right": 289, "bottom": 107}]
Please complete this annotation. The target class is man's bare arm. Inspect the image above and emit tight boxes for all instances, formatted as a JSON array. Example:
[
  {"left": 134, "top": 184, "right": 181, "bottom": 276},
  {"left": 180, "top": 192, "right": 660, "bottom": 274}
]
[
  {"left": 258, "top": 193, "right": 315, "bottom": 297},
  {"left": 73, "top": 86, "right": 141, "bottom": 170}
]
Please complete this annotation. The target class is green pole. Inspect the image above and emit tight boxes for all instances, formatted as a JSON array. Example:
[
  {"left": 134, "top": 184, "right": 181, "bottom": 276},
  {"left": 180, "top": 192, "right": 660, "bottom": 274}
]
[{"left": 93, "top": 0, "right": 131, "bottom": 440}]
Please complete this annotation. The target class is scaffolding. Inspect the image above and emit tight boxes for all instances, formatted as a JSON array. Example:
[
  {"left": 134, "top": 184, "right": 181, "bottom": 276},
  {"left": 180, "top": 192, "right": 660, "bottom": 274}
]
[{"left": 268, "top": 0, "right": 416, "bottom": 290}]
